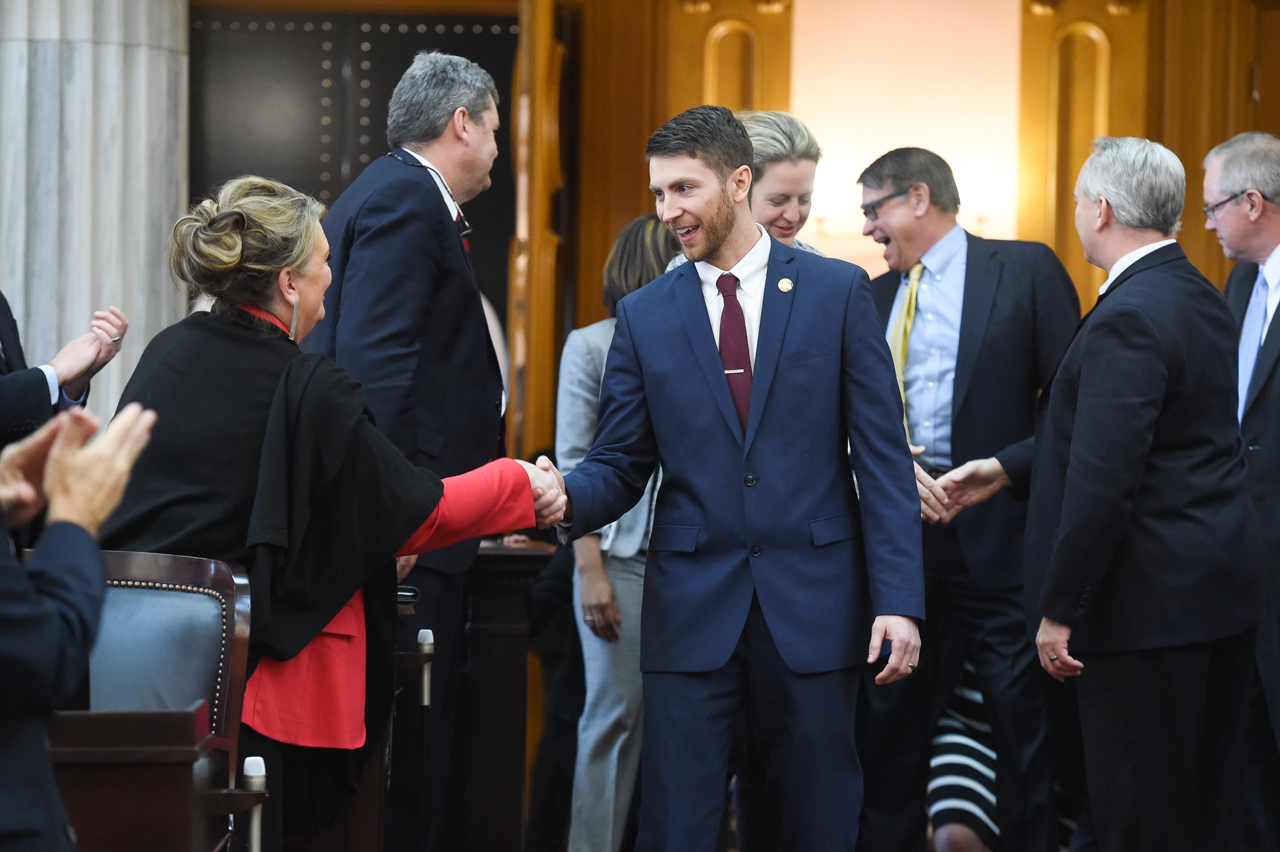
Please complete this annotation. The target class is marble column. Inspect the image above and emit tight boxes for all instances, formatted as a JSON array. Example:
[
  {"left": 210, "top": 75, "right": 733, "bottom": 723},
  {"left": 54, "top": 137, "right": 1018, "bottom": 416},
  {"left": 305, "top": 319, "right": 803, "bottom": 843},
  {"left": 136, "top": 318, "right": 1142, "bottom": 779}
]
[{"left": 0, "top": 0, "right": 188, "bottom": 420}]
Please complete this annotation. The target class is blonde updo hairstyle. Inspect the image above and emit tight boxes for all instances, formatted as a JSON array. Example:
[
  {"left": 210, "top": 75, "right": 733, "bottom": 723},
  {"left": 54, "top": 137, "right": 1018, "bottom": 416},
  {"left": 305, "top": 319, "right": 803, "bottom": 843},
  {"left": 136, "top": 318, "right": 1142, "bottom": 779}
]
[{"left": 171, "top": 176, "right": 325, "bottom": 314}]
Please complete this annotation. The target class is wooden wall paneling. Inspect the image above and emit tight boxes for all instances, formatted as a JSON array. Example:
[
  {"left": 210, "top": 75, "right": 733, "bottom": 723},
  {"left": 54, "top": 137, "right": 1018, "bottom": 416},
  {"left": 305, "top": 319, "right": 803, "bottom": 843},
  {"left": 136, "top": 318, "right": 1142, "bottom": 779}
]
[
  {"left": 568, "top": 0, "right": 663, "bottom": 332},
  {"left": 661, "top": 0, "right": 790, "bottom": 120},
  {"left": 509, "top": 0, "right": 563, "bottom": 458},
  {"left": 1019, "top": 0, "right": 1149, "bottom": 312},
  {"left": 1050, "top": 22, "right": 1111, "bottom": 304},
  {"left": 567, "top": 0, "right": 791, "bottom": 335},
  {"left": 704, "top": 19, "right": 759, "bottom": 110},
  {"left": 1145, "top": 0, "right": 1235, "bottom": 287}
]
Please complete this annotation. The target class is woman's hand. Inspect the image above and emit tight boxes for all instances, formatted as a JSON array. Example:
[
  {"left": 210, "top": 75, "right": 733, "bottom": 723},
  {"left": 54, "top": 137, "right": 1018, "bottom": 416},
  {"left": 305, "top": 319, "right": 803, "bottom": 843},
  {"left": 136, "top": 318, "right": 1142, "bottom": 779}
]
[{"left": 574, "top": 535, "right": 620, "bottom": 641}]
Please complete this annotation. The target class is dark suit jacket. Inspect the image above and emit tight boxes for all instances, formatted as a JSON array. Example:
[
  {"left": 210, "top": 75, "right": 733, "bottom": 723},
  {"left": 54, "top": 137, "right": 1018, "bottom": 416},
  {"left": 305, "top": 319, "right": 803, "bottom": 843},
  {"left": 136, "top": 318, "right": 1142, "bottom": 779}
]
[
  {"left": 565, "top": 239, "right": 925, "bottom": 674},
  {"left": 1226, "top": 260, "right": 1280, "bottom": 748},
  {"left": 0, "top": 521, "right": 105, "bottom": 848},
  {"left": 304, "top": 151, "right": 504, "bottom": 574},
  {"left": 0, "top": 291, "right": 58, "bottom": 447},
  {"left": 1020, "top": 243, "right": 1262, "bottom": 654},
  {"left": 869, "top": 235, "right": 1079, "bottom": 589}
]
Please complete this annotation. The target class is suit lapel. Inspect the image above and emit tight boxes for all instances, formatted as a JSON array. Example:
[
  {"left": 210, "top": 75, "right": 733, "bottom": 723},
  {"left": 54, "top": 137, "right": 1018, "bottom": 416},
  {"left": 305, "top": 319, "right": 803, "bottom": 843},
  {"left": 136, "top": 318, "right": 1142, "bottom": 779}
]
[
  {"left": 952, "top": 233, "right": 998, "bottom": 419},
  {"left": 870, "top": 273, "right": 897, "bottom": 329},
  {"left": 744, "top": 242, "right": 797, "bottom": 451},
  {"left": 1226, "top": 263, "right": 1258, "bottom": 329},
  {"left": 673, "top": 261, "right": 746, "bottom": 443}
]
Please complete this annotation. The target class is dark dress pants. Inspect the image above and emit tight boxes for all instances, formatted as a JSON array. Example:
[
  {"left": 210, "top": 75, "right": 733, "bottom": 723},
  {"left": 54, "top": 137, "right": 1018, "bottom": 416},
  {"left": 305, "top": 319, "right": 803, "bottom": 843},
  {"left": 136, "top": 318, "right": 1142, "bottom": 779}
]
[
  {"left": 1241, "top": 662, "right": 1280, "bottom": 850},
  {"left": 638, "top": 595, "right": 862, "bottom": 852},
  {"left": 386, "top": 565, "right": 468, "bottom": 852},
  {"left": 857, "top": 523, "right": 1055, "bottom": 852},
  {"left": 1075, "top": 628, "right": 1255, "bottom": 852}
]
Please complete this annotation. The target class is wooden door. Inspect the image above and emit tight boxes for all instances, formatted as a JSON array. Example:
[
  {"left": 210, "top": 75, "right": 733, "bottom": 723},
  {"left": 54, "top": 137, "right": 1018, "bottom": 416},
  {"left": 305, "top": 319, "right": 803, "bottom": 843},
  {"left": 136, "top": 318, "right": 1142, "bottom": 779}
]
[{"left": 1018, "top": 0, "right": 1150, "bottom": 311}]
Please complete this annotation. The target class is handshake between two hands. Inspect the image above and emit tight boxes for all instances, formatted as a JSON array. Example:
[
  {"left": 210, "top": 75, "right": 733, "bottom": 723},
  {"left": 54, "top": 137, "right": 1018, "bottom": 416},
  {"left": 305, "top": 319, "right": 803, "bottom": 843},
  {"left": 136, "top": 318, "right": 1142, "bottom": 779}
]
[
  {"left": 518, "top": 455, "right": 569, "bottom": 529},
  {"left": 911, "top": 445, "right": 1011, "bottom": 526}
]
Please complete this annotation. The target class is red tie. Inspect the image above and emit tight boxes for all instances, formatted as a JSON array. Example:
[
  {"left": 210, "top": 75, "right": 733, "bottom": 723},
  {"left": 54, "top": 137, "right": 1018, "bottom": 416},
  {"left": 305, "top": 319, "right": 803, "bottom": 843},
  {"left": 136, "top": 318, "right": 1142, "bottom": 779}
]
[
  {"left": 717, "top": 273, "right": 752, "bottom": 432},
  {"left": 455, "top": 212, "right": 470, "bottom": 254}
]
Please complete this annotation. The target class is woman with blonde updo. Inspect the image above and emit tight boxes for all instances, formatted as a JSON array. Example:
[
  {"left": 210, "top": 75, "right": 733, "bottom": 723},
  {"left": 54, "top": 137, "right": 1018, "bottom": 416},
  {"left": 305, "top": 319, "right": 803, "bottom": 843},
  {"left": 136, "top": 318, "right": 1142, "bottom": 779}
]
[{"left": 100, "top": 176, "right": 566, "bottom": 850}]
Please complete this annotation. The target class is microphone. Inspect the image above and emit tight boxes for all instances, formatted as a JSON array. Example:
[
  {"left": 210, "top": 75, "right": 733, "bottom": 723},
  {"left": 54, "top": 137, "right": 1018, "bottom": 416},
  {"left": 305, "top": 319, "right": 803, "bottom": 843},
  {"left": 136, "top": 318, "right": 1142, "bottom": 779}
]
[
  {"left": 418, "top": 629, "right": 435, "bottom": 707},
  {"left": 243, "top": 755, "right": 267, "bottom": 852}
]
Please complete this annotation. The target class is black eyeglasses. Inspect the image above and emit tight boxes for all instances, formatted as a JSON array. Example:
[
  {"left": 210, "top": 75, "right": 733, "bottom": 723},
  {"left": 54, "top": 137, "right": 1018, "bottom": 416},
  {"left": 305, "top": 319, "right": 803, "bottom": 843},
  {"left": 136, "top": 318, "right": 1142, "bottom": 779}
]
[
  {"left": 1203, "top": 190, "right": 1246, "bottom": 221},
  {"left": 388, "top": 151, "right": 472, "bottom": 236},
  {"left": 861, "top": 184, "right": 915, "bottom": 222}
]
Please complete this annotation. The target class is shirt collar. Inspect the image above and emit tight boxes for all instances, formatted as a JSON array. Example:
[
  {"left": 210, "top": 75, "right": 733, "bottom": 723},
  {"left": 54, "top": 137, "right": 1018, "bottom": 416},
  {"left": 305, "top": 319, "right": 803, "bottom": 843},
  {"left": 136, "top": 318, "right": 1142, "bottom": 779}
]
[
  {"left": 695, "top": 223, "right": 771, "bottom": 296},
  {"left": 1099, "top": 238, "right": 1177, "bottom": 295},
  {"left": 399, "top": 148, "right": 460, "bottom": 220},
  {"left": 912, "top": 223, "right": 967, "bottom": 283},
  {"left": 1260, "top": 241, "right": 1280, "bottom": 290}
]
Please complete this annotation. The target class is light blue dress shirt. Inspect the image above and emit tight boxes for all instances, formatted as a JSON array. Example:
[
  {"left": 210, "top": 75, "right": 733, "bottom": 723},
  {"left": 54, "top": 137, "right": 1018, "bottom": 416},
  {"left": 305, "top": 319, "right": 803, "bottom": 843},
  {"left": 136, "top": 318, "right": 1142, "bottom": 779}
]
[{"left": 884, "top": 224, "right": 967, "bottom": 468}]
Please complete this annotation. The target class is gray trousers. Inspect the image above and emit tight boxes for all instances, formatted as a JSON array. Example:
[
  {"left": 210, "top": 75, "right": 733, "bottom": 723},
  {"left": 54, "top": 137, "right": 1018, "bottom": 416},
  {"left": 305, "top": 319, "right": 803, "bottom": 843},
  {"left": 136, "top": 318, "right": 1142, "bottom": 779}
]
[{"left": 568, "top": 551, "right": 646, "bottom": 852}]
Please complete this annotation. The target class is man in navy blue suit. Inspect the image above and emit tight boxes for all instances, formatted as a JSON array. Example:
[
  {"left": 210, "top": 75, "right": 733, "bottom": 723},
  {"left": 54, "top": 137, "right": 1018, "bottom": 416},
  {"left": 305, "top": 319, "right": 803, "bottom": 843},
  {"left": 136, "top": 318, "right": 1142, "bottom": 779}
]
[
  {"left": 0, "top": 403, "right": 155, "bottom": 852},
  {"left": 559, "top": 106, "right": 925, "bottom": 851},
  {"left": 303, "top": 51, "right": 504, "bottom": 852},
  {"left": 0, "top": 293, "right": 128, "bottom": 448}
]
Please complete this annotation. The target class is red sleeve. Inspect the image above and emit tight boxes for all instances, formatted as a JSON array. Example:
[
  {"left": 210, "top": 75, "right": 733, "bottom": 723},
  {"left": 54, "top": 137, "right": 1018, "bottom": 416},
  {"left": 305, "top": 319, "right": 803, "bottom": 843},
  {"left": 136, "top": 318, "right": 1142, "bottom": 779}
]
[{"left": 396, "top": 458, "right": 535, "bottom": 556}]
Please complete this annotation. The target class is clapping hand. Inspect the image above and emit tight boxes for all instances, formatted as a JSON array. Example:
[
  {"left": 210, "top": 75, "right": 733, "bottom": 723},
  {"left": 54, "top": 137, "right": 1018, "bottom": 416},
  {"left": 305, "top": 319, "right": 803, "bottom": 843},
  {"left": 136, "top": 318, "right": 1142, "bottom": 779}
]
[
  {"left": 44, "top": 403, "right": 156, "bottom": 537},
  {"left": 50, "top": 307, "right": 129, "bottom": 400},
  {"left": 0, "top": 414, "right": 67, "bottom": 526}
]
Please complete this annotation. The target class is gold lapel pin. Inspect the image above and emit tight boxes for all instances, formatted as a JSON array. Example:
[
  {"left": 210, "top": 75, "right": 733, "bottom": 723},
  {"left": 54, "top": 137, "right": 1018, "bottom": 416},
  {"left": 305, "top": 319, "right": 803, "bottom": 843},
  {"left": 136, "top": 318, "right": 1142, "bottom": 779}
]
[{"left": 778, "top": 277, "right": 793, "bottom": 293}]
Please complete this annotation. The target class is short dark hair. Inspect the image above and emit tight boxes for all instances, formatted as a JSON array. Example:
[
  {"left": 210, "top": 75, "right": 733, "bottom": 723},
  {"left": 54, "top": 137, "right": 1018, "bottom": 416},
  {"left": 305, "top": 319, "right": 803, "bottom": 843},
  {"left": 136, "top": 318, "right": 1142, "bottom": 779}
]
[
  {"left": 645, "top": 105, "right": 753, "bottom": 182},
  {"left": 603, "top": 214, "right": 680, "bottom": 316},
  {"left": 858, "top": 147, "right": 961, "bottom": 214}
]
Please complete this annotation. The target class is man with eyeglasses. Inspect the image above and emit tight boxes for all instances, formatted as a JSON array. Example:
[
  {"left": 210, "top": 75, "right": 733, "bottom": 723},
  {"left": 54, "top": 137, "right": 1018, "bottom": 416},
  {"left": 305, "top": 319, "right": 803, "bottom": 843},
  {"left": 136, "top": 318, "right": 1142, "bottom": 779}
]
[
  {"left": 302, "top": 51, "right": 505, "bottom": 852},
  {"left": 855, "top": 147, "right": 1079, "bottom": 852},
  {"left": 1203, "top": 131, "right": 1280, "bottom": 851}
]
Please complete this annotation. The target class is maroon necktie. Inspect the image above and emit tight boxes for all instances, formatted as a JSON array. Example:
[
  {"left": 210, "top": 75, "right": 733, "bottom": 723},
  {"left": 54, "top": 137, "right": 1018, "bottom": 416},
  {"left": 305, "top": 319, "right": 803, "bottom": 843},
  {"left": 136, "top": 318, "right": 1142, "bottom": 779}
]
[
  {"left": 455, "top": 212, "right": 470, "bottom": 254},
  {"left": 717, "top": 272, "right": 752, "bottom": 431}
]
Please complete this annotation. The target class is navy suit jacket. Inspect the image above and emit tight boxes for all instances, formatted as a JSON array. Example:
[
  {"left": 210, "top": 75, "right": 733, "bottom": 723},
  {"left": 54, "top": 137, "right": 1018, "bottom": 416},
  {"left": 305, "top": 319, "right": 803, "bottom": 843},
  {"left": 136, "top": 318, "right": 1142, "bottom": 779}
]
[
  {"left": 0, "top": 521, "right": 105, "bottom": 847},
  {"left": 0, "top": 291, "right": 58, "bottom": 447},
  {"left": 869, "top": 235, "right": 1079, "bottom": 589},
  {"left": 1226, "top": 260, "right": 1280, "bottom": 748},
  {"left": 305, "top": 151, "right": 504, "bottom": 573},
  {"left": 1022, "top": 244, "right": 1263, "bottom": 654},
  {"left": 564, "top": 239, "right": 925, "bottom": 675}
]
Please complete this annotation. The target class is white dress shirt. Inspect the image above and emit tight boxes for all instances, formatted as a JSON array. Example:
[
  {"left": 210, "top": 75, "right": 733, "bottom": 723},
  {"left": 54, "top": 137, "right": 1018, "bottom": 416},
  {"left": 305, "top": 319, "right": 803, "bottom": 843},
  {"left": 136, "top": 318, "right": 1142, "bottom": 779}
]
[
  {"left": 401, "top": 148, "right": 460, "bottom": 220},
  {"left": 1098, "top": 239, "right": 1177, "bottom": 295},
  {"left": 694, "top": 224, "right": 771, "bottom": 368},
  {"left": 1253, "top": 241, "right": 1280, "bottom": 341}
]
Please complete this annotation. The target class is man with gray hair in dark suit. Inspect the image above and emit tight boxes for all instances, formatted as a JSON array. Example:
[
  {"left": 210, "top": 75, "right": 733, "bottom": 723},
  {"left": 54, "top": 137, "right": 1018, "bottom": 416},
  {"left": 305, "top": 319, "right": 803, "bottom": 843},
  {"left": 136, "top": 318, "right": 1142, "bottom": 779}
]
[
  {"left": 949, "top": 136, "right": 1263, "bottom": 851},
  {"left": 303, "top": 50, "right": 504, "bottom": 852},
  {"left": 1203, "top": 129, "right": 1280, "bottom": 851}
]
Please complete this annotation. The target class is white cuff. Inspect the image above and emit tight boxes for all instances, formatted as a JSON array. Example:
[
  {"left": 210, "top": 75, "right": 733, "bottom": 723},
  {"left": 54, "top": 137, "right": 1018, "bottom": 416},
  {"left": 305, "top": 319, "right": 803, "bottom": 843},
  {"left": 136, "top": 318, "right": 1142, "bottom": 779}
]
[{"left": 38, "top": 365, "right": 58, "bottom": 405}]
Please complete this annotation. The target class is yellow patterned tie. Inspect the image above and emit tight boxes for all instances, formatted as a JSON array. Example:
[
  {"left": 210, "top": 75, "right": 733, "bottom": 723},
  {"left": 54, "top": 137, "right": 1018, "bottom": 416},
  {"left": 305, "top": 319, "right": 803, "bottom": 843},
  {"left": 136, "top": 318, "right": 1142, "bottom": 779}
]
[{"left": 888, "top": 262, "right": 924, "bottom": 442}]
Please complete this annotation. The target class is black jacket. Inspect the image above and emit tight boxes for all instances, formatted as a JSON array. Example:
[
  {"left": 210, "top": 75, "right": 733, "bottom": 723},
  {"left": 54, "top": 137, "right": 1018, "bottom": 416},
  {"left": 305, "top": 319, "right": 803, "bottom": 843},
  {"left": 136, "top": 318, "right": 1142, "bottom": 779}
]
[
  {"left": 101, "top": 310, "right": 443, "bottom": 814},
  {"left": 869, "top": 234, "right": 1079, "bottom": 589},
  {"left": 1226, "top": 259, "right": 1280, "bottom": 749},
  {"left": 304, "top": 152, "right": 504, "bottom": 575},
  {"left": 1019, "top": 243, "right": 1263, "bottom": 653},
  {"left": 0, "top": 290, "right": 58, "bottom": 447}
]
